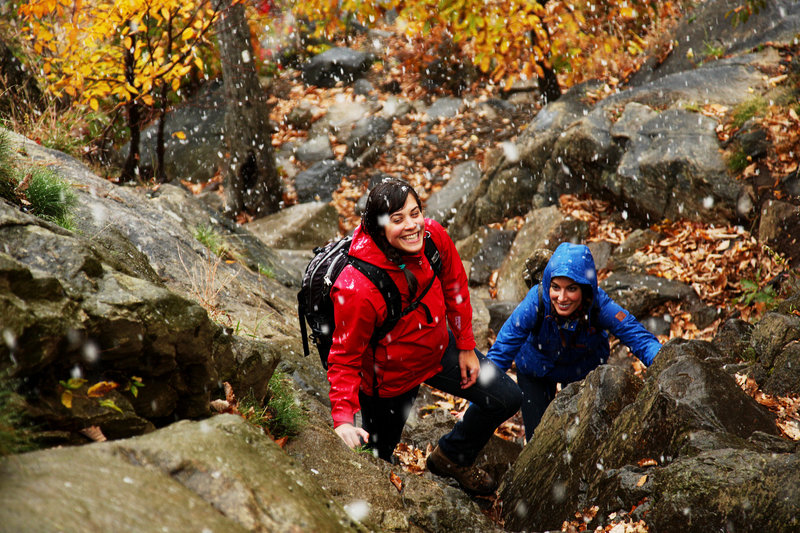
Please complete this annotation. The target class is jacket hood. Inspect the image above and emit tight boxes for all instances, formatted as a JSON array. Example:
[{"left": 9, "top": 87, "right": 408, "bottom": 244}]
[{"left": 542, "top": 242, "right": 598, "bottom": 310}]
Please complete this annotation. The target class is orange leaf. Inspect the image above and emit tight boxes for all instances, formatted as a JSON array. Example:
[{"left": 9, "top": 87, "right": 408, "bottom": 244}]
[
  {"left": 87, "top": 381, "right": 119, "bottom": 398},
  {"left": 389, "top": 470, "right": 403, "bottom": 492},
  {"left": 636, "top": 475, "right": 648, "bottom": 487},
  {"left": 637, "top": 458, "right": 658, "bottom": 467}
]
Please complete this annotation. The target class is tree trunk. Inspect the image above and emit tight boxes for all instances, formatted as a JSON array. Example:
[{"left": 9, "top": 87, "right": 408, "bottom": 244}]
[
  {"left": 215, "top": 0, "right": 282, "bottom": 218},
  {"left": 531, "top": 1, "right": 561, "bottom": 104},
  {"left": 536, "top": 60, "right": 561, "bottom": 104},
  {"left": 155, "top": 82, "right": 168, "bottom": 183},
  {"left": 120, "top": 39, "right": 141, "bottom": 182}
]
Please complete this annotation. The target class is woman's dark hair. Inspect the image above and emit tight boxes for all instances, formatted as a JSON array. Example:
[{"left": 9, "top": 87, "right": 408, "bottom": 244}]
[{"left": 361, "top": 177, "right": 423, "bottom": 297}]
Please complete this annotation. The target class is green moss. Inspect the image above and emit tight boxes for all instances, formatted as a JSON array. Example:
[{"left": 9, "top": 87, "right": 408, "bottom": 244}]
[{"left": 731, "top": 97, "right": 767, "bottom": 129}]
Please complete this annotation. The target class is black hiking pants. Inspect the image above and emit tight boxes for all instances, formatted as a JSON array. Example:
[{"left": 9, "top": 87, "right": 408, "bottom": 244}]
[{"left": 359, "top": 331, "right": 522, "bottom": 464}]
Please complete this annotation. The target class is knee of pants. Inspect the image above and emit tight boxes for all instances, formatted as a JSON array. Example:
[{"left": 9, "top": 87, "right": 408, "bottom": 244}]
[
  {"left": 506, "top": 386, "right": 523, "bottom": 417},
  {"left": 479, "top": 383, "right": 523, "bottom": 419}
]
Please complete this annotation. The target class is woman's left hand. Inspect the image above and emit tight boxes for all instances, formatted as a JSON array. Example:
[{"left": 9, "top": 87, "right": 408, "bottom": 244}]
[{"left": 458, "top": 349, "right": 480, "bottom": 389}]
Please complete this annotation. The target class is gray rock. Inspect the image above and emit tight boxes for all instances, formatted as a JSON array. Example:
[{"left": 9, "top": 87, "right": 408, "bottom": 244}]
[
  {"left": 500, "top": 340, "right": 783, "bottom": 532},
  {"left": 758, "top": 199, "right": 800, "bottom": 267},
  {"left": 353, "top": 78, "right": 375, "bottom": 96},
  {"left": 286, "top": 103, "right": 314, "bottom": 130},
  {"left": 0, "top": 415, "right": 364, "bottom": 532},
  {"left": 468, "top": 229, "right": 516, "bottom": 286},
  {"left": 294, "top": 160, "right": 351, "bottom": 203},
  {"left": 345, "top": 116, "right": 392, "bottom": 159},
  {"left": 630, "top": 0, "right": 800, "bottom": 86},
  {"left": 295, "top": 134, "right": 334, "bottom": 164},
  {"left": 424, "top": 97, "right": 464, "bottom": 121},
  {"left": 244, "top": 201, "right": 340, "bottom": 249},
  {"left": 425, "top": 160, "right": 482, "bottom": 225},
  {"left": 311, "top": 100, "right": 376, "bottom": 139},
  {"left": 301, "top": 47, "right": 374, "bottom": 88}
]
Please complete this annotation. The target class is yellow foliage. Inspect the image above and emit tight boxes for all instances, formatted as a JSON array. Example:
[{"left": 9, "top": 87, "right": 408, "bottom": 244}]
[
  {"left": 19, "top": 0, "right": 222, "bottom": 112},
  {"left": 290, "top": 0, "right": 679, "bottom": 91}
]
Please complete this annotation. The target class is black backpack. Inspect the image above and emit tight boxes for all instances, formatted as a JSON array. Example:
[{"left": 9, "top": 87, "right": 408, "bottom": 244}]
[{"left": 297, "top": 234, "right": 442, "bottom": 369}]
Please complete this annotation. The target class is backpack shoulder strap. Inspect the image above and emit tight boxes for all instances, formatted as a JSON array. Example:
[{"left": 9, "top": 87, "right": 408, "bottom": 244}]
[
  {"left": 346, "top": 257, "right": 403, "bottom": 344},
  {"left": 423, "top": 235, "right": 442, "bottom": 278}
]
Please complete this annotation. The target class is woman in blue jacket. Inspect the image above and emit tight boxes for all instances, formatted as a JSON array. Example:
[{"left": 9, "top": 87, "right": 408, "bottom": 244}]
[{"left": 487, "top": 242, "right": 662, "bottom": 441}]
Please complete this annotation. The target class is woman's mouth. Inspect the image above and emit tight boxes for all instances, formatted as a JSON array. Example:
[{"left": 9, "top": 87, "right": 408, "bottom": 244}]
[{"left": 401, "top": 231, "right": 421, "bottom": 242}]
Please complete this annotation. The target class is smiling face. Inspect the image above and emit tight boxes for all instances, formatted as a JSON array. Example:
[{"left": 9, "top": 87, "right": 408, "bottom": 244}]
[
  {"left": 383, "top": 193, "right": 425, "bottom": 254},
  {"left": 549, "top": 276, "right": 583, "bottom": 317}
]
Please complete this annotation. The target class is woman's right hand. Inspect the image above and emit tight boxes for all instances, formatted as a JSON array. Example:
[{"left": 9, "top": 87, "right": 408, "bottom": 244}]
[{"left": 335, "top": 423, "right": 370, "bottom": 449}]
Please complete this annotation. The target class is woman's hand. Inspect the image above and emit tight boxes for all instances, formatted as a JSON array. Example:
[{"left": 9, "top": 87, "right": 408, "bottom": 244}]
[
  {"left": 335, "top": 423, "right": 370, "bottom": 449},
  {"left": 459, "top": 349, "right": 480, "bottom": 389}
]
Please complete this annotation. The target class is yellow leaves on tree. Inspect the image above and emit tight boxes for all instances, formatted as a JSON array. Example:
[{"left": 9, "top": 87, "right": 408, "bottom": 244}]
[
  {"left": 18, "top": 0, "right": 224, "bottom": 111},
  {"left": 290, "top": 0, "right": 685, "bottom": 91}
]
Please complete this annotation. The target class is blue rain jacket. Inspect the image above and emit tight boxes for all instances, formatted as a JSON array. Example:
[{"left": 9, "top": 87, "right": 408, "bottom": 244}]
[{"left": 487, "top": 242, "right": 662, "bottom": 383}]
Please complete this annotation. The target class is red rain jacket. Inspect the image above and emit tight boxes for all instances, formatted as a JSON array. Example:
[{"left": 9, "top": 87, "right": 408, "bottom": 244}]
[{"left": 327, "top": 218, "right": 475, "bottom": 428}]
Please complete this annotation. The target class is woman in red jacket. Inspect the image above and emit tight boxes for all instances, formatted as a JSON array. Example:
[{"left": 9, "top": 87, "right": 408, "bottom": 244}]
[{"left": 328, "top": 178, "right": 521, "bottom": 495}]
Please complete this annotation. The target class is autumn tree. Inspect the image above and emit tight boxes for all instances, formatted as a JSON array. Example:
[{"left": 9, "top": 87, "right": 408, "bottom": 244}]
[
  {"left": 292, "top": 0, "right": 685, "bottom": 101},
  {"left": 19, "top": 0, "right": 224, "bottom": 181}
]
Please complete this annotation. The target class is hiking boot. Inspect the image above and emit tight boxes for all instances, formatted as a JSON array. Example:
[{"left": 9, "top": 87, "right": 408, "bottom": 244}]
[{"left": 425, "top": 445, "right": 497, "bottom": 495}]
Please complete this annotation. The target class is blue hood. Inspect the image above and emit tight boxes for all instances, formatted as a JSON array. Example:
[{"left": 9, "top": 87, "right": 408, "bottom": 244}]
[{"left": 541, "top": 242, "right": 598, "bottom": 312}]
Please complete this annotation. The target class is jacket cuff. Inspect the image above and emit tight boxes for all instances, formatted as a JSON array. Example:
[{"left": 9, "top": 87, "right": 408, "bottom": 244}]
[
  {"left": 455, "top": 338, "right": 476, "bottom": 351},
  {"left": 332, "top": 412, "right": 356, "bottom": 428}
]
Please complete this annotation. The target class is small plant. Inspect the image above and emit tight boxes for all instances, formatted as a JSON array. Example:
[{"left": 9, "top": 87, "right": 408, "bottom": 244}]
[
  {"left": 0, "top": 377, "right": 37, "bottom": 456},
  {"left": 178, "top": 248, "right": 238, "bottom": 324},
  {"left": 727, "top": 147, "right": 750, "bottom": 173},
  {"left": 257, "top": 263, "right": 275, "bottom": 279},
  {"left": 737, "top": 276, "right": 776, "bottom": 306},
  {"left": 195, "top": 223, "right": 224, "bottom": 254},
  {"left": 236, "top": 373, "right": 306, "bottom": 439},
  {"left": 731, "top": 97, "right": 767, "bottom": 129},
  {"left": 24, "top": 166, "right": 77, "bottom": 229},
  {"left": 702, "top": 40, "right": 725, "bottom": 61},
  {"left": 264, "top": 371, "right": 306, "bottom": 438},
  {"left": 354, "top": 443, "right": 375, "bottom": 456},
  {"left": 0, "top": 131, "right": 77, "bottom": 230},
  {"left": 194, "top": 223, "right": 241, "bottom": 262}
]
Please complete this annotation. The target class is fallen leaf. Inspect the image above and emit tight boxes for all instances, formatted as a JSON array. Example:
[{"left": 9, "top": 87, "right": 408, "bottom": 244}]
[
  {"left": 637, "top": 458, "right": 658, "bottom": 467},
  {"left": 61, "top": 390, "right": 73, "bottom": 409},
  {"left": 80, "top": 425, "right": 107, "bottom": 442},
  {"left": 390, "top": 470, "right": 403, "bottom": 492},
  {"left": 636, "top": 474, "right": 648, "bottom": 487},
  {"left": 87, "top": 381, "right": 119, "bottom": 398}
]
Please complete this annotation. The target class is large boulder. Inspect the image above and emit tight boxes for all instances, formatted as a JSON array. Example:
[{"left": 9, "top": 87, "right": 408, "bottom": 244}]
[
  {"left": 0, "top": 415, "right": 366, "bottom": 532},
  {"left": 499, "top": 338, "right": 790, "bottom": 532},
  {"left": 1, "top": 132, "right": 288, "bottom": 442}
]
